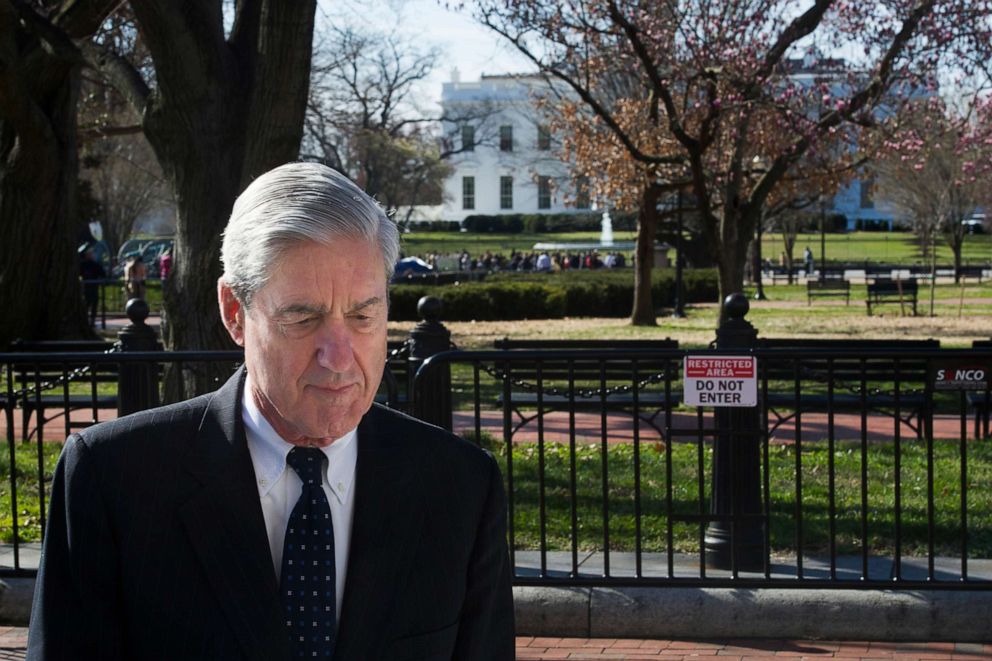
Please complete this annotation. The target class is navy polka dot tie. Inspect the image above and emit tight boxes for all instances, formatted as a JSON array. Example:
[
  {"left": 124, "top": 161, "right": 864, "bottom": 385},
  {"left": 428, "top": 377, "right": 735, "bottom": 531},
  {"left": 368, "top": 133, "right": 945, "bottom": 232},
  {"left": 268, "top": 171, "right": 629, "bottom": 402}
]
[{"left": 281, "top": 447, "right": 336, "bottom": 658}]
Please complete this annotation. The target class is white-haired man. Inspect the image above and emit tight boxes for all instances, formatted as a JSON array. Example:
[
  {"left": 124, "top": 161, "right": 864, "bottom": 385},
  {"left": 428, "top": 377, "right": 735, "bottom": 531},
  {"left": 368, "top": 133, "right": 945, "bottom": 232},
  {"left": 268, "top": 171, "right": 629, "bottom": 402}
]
[{"left": 27, "top": 163, "right": 514, "bottom": 660}]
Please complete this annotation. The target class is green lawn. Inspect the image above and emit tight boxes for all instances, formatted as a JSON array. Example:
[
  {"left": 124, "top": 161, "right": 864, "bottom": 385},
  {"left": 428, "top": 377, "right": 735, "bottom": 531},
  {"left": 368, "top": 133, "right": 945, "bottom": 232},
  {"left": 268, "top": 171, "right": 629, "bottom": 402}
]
[
  {"left": 0, "top": 441, "right": 62, "bottom": 543},
  {"left": 491, "top": 438, "right": 992, "bottom": 558},
  {"left": 4, "top": 436, "right": 988, "bottom": 558},
  {"left": 399, "top": 229, "right": 992, "bottom": 266}
]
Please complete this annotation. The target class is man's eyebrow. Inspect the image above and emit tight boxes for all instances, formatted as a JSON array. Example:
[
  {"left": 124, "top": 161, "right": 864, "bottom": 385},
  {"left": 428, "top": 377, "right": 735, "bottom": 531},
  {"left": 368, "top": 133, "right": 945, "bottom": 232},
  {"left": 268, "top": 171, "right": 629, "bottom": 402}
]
[
  {"left": 348, "top": 296, "right": 384, "bottom": 313},
  {"left": 274, "top": 303, "right": 327, "bottom": 317}
]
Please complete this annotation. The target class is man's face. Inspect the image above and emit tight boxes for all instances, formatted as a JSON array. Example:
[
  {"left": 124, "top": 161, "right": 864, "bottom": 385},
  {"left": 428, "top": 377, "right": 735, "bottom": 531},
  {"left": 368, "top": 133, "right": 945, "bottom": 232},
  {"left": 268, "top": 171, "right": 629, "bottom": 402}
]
[{"left": 219, "top": 238, "right": 388, "bottom": 445}]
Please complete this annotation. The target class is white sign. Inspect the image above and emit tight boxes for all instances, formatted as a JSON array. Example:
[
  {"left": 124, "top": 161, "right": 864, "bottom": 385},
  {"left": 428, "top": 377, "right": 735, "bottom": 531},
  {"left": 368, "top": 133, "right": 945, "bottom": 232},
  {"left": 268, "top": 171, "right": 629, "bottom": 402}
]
[{"left": 683, "top": 356, "right": 757, "bottom": 407}]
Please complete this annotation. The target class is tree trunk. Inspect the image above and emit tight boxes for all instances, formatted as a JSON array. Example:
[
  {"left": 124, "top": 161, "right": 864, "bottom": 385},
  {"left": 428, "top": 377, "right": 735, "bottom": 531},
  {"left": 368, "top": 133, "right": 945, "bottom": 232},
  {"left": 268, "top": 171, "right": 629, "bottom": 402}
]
[
  {"left": 630, "top": 184, "right": 660, "bottom": 326},
  {"left": 949, "top": 234, "right": 963, "bottom": 284},
  {"left": 715, "top": 206, "right": 754, "bottom": 325},
  {"left": 127, "top": 0, "right": 317, "bottom": 398},
  {"left": 0, "top": 20, "right": 90, "bottom": 347}
]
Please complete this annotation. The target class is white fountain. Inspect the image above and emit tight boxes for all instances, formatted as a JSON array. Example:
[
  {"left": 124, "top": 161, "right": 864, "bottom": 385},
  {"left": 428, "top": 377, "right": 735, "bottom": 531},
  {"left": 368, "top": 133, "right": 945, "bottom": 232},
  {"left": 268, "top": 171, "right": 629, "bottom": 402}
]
[
  {"left": 600, "top": 207, "right": 615, "bottom": 246},
  {"left": 532, "top": 203, "right": 635, "bottom": 253}
]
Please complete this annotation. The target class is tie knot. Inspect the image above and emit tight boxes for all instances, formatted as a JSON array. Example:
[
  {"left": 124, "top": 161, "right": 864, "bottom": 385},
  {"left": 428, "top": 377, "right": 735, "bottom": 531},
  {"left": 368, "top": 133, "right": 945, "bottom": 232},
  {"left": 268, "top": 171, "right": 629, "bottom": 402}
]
[{"left": 286, "top": 447, "right": 325, "bottom": 488}]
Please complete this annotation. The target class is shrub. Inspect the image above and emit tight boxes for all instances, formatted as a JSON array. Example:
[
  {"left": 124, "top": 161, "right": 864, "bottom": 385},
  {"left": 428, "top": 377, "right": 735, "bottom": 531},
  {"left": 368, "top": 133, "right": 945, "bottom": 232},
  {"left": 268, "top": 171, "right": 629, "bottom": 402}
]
[
  {"left": 407, "top": 220, "right": 460, "bottom": 232},
  {"left": 388, "top": 268, "right": 718, "bottom": 321},
  {"left": 460, "top": 211, "right": 638, "bottom": 233}
]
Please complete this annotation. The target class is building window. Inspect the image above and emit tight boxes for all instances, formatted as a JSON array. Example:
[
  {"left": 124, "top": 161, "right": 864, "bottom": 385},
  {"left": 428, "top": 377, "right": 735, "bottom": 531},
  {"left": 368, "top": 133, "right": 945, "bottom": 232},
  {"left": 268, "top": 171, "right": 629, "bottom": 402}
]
[
  {"left": 499, "top": 125, "right": 513, "bottom": 151},
  {"left": 461, "top": 125, "right": 475, "bottom": 152},
  {"left": 537, "top": 125, "right": 551, "bottom": 151},
  {"left": 859, "top": 175, "right": 875, "bottom": 209},
  {"left": 537, "top": 176, "right": 552, "bottom": 210},
  {"left": 462, "top": 176, "right": 475, "bottom": 210},
  {"left": 500, "top": 176, "right": 513, "bottom": 210},
  {"left": 575, "top": 176, "right": 590, "bottom": 209}
]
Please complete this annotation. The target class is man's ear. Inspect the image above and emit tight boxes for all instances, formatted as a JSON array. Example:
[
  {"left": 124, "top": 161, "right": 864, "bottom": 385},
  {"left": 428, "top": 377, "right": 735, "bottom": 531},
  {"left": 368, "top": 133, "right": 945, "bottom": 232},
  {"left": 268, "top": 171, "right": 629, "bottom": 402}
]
[{"left": 218, "top": 278, "right": 246, "bottom": 347}]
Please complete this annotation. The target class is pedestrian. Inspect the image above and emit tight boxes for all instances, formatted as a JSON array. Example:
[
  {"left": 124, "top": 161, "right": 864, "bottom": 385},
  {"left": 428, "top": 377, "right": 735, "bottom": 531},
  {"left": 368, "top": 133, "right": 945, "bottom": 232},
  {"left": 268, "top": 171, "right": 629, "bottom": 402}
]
[
  {"left": 27, "top": 163, "right": 514, "bottom": 660},
  {"left": 124, "top": 255, "right": 147, "bottom": 300},
  {"left": 78, "top": 247, "right": 105, "bottom": 326},
  {"left": 158, "top": 248, "right": 173, "bottom": 282},
  {"left": 803, "top": 246, "right": 814, "bottom": 277}
]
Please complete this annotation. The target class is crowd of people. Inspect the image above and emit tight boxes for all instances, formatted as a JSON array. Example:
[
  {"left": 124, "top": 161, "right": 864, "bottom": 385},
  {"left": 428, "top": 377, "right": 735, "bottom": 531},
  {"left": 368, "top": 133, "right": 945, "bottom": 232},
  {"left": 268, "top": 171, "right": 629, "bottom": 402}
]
[{"left": 418, "top": 248, "right": 629, "bottom": 273}]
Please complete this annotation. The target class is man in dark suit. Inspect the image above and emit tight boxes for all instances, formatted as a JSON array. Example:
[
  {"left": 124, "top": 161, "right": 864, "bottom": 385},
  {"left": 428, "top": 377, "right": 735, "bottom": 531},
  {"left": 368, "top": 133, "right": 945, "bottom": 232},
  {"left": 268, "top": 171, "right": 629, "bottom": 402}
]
[{"left": 27, "top": 163, "right": 515, "bottom": 660}]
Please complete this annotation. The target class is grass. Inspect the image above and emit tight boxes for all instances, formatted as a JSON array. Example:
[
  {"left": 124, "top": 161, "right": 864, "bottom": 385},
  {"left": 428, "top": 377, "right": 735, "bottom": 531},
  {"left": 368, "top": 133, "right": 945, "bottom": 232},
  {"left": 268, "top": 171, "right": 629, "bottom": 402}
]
[
  {"left": 4, "top": 434, "right": 988, "bottom": 558},
  {"left": 485, "top": 437, "right": 992, "bottom": 558},
  {"left": 0, "top": 441, "right": 63, "bottom": 543},
  {"left": 399, "top": 229, "right": 992, "bottom": 265}
]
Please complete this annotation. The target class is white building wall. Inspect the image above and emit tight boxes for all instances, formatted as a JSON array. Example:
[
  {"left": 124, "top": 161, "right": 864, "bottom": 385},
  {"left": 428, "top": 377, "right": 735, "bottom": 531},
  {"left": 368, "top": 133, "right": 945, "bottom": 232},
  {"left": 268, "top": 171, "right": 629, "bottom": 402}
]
[{"left": 440, "top": 75, "right": 583, "bottom": 221}]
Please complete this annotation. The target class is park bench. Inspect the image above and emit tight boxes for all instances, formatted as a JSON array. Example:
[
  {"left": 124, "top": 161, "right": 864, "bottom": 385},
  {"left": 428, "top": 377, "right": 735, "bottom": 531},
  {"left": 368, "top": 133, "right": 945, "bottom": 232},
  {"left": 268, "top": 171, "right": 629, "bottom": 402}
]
[
  {"left": 3, "top": 337, "right": 414, "bottom": 438},
  {"left": 491, "top": 338, "right": 681, "bottom": 438},
  {"left": 765, "top": 266, "right": 802, "bottom": 284},
  {"left": 866, "top": 279, "right": 918, "bottom": 316},
  {"left": 806, "top": 279, "right": 851, "bottom": 305},
  {"left": 757, "top": 338, "right": 939, "bottom": 438},
  {"left": 968, "top": 339, "right": 992, "bottom": 439},
  {"left": 3, "top": 339, "right": 121, "bottom": 439},
  {"left": 956, "top": 265, "right": 986, "bottom": 283}
]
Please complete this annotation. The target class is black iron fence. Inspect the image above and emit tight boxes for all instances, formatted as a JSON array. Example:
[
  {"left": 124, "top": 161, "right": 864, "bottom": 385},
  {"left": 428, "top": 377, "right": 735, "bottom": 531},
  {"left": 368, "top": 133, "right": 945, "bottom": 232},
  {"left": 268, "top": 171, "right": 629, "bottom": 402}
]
[
  {"left": 412, "top": 345, "right": 992, "bottom": 590},
  {"left": 2, "top": 295, "right": 991, "bottom": 592}
]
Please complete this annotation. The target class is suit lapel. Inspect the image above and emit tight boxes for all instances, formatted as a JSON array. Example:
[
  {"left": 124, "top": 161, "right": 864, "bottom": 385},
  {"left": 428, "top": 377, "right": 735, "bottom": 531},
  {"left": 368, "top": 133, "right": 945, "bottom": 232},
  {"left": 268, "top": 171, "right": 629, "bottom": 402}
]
[
  {"left": 333, "top": 406, "right": 426, "bottom": 660},
  {"left": 178, "top": 369, "right": 288, "bottom": 661}
]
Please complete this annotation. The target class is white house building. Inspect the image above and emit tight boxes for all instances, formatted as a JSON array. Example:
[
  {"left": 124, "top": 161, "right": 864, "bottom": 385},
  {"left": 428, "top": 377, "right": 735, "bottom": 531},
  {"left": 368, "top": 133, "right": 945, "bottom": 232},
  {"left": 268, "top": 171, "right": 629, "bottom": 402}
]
[
  {"left": 439, "top": 73, "right": 591, "bottom": 221},
  {"left": 438, "top": 63, "right": 918, "bottom": 230}
]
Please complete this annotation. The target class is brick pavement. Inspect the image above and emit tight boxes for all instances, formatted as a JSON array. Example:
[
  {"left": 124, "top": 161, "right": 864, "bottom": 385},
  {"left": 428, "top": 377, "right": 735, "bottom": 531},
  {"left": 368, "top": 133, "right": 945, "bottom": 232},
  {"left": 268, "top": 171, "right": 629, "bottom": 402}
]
[
  {"left": 514, "top": 637, "right": 992, "bottom": 660},
  {"left": 0, "top": 627, "right": 988, "bottom": 660}
]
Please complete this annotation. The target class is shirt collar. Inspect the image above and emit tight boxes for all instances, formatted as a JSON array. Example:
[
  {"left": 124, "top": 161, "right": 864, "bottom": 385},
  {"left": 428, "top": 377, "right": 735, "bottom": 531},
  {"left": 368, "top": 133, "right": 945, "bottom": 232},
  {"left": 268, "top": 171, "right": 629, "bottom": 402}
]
[{"left": 242, "top": 375, "right": 358, "bottom": 506}]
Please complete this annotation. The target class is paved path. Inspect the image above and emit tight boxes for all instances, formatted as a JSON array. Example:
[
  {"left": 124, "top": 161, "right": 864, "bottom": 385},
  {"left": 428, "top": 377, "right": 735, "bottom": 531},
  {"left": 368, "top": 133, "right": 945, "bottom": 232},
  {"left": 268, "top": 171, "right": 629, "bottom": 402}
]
[
  {"left": 0, "top": 627, "right": 987, "bottom": 660},
  {"left": 452, "top": 410, "right": 975, "bottom": 444},
  {"left": 5, "top": 407, "right": 976, "bottom": 446},
  {"left": 516, "top": 638, "right": 992, "bottom": 659}
]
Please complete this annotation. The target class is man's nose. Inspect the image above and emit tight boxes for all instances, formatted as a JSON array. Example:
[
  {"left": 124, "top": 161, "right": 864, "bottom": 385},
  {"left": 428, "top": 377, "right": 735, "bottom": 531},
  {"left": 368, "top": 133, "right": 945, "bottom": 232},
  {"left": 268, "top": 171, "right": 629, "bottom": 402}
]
[{"left": 314, "top": 322, "right": 354, "bottom": 372}]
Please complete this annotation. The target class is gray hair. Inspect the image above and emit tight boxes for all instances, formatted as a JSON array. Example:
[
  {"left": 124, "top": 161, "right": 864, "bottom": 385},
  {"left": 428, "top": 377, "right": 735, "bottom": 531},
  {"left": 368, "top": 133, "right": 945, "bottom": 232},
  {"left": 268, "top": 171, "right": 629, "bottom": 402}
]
[{"left": 221, "top": 162, "right": 400, "bottom": 306}]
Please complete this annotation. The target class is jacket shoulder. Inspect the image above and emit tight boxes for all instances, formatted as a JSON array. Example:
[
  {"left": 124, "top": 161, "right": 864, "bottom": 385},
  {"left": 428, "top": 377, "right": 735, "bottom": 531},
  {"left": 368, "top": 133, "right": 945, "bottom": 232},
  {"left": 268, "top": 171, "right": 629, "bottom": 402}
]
[
  {"left": 363, "top": 403, "right": 497, "bottom": 469},
  {"left": 73, "top": 392, "right": 214, "bottom": 450}
]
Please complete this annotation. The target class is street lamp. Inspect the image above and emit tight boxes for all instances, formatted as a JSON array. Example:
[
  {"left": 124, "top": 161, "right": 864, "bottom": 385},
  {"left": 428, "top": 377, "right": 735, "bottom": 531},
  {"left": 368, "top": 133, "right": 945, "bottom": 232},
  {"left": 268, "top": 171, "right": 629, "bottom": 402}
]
[
  {"left": 819, "top": 199, "right": 828, "bottom": 280},
  {"left": 752, "top": 209, "right": 767, "bottom": 300},
  {"left": 672, "top": 187, "right": 686, "bottom": 318},
  {"left": 751, "top": 156, "right": 767, "bottom": 300}
]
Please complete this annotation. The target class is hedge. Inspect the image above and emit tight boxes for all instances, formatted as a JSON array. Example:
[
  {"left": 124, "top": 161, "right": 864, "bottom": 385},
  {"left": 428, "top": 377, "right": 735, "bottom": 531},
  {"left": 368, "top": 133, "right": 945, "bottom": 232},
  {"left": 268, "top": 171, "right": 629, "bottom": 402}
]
[
  {"left": 461, "top": 212, "right": 637, "bottom": 234},
  {"left": 405, "top": 220, "right": 461, "bottom": 232},
  {"left": 388, "top": 268, "right": 718, "bottom": 321}
]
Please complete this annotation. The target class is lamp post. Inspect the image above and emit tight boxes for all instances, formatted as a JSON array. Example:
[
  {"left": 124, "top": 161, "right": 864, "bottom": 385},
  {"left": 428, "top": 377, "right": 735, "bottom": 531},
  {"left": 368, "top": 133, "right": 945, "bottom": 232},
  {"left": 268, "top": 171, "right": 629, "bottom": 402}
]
[
  {"left": 752, "top": 209, "right": 767, "bottom": 300},
  {"left": 751, "top": 156, "right": 767, "bottom": 300},
  {"left": 820, "top": 201, "right": 827, "bottom": 280},
  {"left": 672, "top": 187, "right": 686, "bottom": 318}
]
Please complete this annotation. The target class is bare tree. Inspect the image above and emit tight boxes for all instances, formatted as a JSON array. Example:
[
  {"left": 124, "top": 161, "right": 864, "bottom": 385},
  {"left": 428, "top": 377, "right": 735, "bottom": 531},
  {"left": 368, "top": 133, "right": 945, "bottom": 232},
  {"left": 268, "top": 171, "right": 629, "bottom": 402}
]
[
  {"left": 874, "top": 98, "right": 992, "bottom": 285},
  {"left": 303, "top": 24, "right": 509, "bottom": 222},
  {"left": 76, "top": 9, "right": 168, "bottom": 259}
]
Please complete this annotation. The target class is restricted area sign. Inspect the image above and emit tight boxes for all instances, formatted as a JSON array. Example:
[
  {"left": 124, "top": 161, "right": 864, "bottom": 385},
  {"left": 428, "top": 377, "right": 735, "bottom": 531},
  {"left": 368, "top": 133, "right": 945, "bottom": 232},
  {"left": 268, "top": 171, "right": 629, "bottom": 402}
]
[{"left": 683, "top": 355, "right": 757, "bottom": 407}]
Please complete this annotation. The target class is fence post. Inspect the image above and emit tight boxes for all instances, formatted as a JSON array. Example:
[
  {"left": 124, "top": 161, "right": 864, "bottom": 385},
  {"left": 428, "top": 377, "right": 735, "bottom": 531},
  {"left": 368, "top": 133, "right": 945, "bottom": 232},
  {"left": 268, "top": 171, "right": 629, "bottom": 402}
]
[
  {"left": 704, "top": 293, "right": 765, "bottom": 570},
  {"left": 116, "top": 298, "right": 161, "bottom": 416},
  {"left": 409, "top": 296, "right": 453, "bottom": 430}
]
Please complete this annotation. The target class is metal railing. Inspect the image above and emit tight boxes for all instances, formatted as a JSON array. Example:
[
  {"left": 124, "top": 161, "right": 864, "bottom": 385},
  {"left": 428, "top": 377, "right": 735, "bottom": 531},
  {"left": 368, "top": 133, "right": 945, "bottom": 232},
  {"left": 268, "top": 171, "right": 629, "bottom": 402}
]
[
  {"left": 2, "top": 336, "right": 990, "bottom": 590},
  {"left": 414, "top": 346, "right": 992, "bottom": 590}
]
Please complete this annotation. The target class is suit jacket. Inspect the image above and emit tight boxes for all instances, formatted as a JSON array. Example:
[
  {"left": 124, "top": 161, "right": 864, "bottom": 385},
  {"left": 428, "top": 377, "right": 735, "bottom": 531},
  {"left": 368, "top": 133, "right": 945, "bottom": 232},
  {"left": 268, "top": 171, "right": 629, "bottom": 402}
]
[{"left": 27, "top": 368, "right": 514, "bottom": 660}]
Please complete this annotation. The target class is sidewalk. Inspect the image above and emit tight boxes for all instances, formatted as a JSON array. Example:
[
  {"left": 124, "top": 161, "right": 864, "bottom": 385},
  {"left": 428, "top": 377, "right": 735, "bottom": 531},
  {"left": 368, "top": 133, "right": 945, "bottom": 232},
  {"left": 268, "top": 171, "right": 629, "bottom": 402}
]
[
  {"left": 516, "top": 638, "right": 992, "bottom": 659},
  {"left": 0, "top": 627, "right": 987, "bottom": 660}
]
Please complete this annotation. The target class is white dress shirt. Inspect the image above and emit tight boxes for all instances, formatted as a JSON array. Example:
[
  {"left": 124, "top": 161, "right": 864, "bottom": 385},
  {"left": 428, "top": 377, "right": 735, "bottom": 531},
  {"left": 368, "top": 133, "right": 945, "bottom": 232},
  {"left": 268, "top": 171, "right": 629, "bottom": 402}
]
[{"left": 242, "top": 378, "right": 357, "bottom": 622}]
